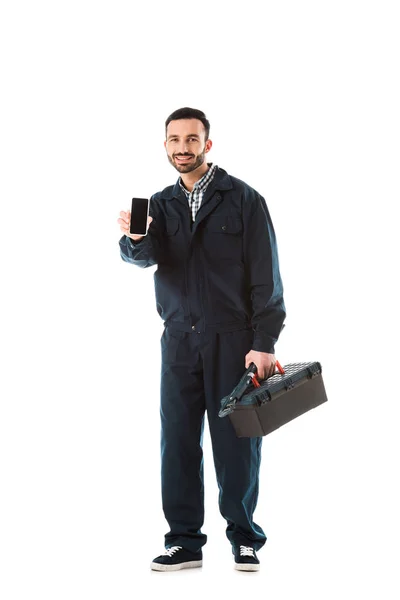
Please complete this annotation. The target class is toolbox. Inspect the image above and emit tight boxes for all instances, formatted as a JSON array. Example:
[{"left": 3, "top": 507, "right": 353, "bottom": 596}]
[{"left": 218, "top": 361, "right": 328, "bottom": 438}]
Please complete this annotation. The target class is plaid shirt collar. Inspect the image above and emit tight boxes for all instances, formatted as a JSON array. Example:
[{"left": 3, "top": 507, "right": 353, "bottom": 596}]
[{"left": 179, "top": 163, "right": 217, "bottom": 197}]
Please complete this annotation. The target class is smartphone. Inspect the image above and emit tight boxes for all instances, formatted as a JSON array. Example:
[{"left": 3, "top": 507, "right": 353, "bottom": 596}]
[{"left": 130, "top": 197, "right": 150, "bottom": 236}]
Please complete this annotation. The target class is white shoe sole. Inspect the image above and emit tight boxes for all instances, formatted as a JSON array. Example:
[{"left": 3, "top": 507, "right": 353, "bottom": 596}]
[
  {"left": 151, "top": 560, "right": 203, "bottom": 572},
  {"left": 234, "top": 563, "right": 260, "bottom": 571}
]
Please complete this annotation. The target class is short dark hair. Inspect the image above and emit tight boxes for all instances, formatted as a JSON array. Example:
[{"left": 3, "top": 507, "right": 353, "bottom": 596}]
[{"left": 165, "top": 107, "right": 210, "bottom": 140}]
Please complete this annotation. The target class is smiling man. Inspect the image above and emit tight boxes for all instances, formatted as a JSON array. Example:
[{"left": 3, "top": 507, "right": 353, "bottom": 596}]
[
  {"left": 118, "top": 107, "right": 286, "bottom": 572},
  {"left": 165, "top": 119, "right": 212, "bottom": 179}
]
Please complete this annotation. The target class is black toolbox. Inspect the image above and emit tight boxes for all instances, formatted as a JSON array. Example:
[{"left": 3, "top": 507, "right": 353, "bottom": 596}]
[{"left": 218, "top": 362, "right": 328, "bottom": 438}]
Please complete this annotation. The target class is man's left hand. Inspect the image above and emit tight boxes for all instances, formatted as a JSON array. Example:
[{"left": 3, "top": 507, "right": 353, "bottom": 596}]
[{"left": 245, "top": 350, "right": 276, "bottom": 380}]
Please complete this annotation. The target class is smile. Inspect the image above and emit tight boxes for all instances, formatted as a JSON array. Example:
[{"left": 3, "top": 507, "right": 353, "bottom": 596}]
[{"left": 175, "top": 156, "right": 193, "bottom": 162}]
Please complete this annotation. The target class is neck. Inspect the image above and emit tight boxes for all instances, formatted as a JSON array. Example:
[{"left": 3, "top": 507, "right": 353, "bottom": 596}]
[{"left": 181, "top": 162, "right": 210, "bottom": 192}]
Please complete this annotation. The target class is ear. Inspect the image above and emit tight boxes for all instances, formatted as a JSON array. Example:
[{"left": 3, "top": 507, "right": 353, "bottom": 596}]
[
  {"left": 205, "top": 139, "right": 213, "bottom": 153},
  {"left": 164, "top": 140, "right": 167, "bottom": 149}
]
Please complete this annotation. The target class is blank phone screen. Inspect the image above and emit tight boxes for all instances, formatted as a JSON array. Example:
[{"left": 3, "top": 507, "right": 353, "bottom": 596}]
[{"left": 130, "top": 197, "right": 150, "bottom": 235}]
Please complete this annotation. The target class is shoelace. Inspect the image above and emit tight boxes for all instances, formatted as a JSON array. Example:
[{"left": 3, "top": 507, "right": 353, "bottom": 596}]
[
  {"left": 239, "top": 545, "right": 255, "bottom": 557},
  {"left": 163, "top": 546, "right": 182, "bottom": 557}
]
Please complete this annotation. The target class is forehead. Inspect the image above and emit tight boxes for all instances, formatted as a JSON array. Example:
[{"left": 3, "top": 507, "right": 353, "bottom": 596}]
[{"left": 166, "top": 118, "right": 205, "bottom": 138}]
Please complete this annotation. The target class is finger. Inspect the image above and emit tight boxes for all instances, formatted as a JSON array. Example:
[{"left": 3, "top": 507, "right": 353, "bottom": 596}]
[
  {"left": 263, "top": 367, "right": 272, "bottom": 380},
  {"left": 119, "top": 212, "right": 130, "bottom": 225}
]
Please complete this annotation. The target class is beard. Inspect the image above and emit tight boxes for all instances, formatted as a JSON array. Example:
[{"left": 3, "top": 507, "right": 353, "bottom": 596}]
[{"left": 167, "top": 147, "right": 207, "bottom": 173}]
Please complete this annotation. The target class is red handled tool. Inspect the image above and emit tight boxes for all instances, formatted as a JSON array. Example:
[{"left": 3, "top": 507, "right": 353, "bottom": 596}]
[{"left": 219, "top": 360, "right": 286, "bottom": 417}]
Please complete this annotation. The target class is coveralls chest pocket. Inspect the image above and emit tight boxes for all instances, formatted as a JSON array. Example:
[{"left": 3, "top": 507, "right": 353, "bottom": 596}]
[
  {"left": 164, "top": 218, "right": 182, "bottom": 264},
  {"left": 203, "top": 215, "right": 244, "bottom": 262}
]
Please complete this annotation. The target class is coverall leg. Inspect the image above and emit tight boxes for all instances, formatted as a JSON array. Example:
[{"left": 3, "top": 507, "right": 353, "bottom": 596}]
[{"left": 160, "top": 326, "right": 267, "bottom": 553}]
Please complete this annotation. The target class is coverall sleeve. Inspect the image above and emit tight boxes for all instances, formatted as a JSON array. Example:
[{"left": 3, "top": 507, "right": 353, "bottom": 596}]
[
  {"left": 243, "top": 192, "right": 286, "bottom": 354},
  {"left": 119, "top": 197, "right": 162, "bottom": 268}
]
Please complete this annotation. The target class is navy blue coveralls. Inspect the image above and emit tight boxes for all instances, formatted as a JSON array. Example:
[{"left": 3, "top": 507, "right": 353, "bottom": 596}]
[{"left": 119, "top": 167, "right": 285, "bottom": 553}]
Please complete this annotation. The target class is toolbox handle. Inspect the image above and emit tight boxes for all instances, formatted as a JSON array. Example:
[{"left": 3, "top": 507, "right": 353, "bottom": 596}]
[
  {"left": 254, "top": 360, "right": 285, "bottom": 382},
  {"left": 251, "top": 360, "right": 285, "bottom": 387},
  {"left": 218, "top": 359, "right": 285, "bottom": 418}
]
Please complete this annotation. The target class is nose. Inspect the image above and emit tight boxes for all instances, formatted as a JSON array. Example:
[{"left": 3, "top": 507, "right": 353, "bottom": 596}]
[{"left": 176, "top": 141, "right": 191, "bottom": 155}]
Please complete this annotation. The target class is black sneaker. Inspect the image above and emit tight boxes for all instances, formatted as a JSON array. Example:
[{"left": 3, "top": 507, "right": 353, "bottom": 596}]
[
  {"left": 234, "top": 545, "right": 260, "bottom": 571},
  {"left": 151, "top": 546, "right": 203, "bottom": 571}
]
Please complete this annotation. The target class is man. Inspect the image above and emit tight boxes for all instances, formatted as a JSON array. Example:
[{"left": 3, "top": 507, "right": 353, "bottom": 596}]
[{"left": 118, "top": 107, "right": 286, "bottom": 572}]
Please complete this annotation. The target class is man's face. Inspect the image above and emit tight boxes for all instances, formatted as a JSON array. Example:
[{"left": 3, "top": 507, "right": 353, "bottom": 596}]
[{"left": 164, "top": 119, "right": 212, "bottom": 174}]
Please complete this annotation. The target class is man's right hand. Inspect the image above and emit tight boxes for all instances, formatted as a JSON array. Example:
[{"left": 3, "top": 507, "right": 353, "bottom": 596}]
[{"left": 117, "top": 210, "right": 153, "bottom": 242}]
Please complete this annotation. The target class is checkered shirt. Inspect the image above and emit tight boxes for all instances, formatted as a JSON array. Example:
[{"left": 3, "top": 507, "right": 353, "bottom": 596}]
[{"left": 179, "top": 163, "right": 218, "bottom": 221}]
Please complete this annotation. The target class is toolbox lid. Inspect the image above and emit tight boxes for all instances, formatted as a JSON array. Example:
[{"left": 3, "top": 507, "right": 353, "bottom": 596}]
[{"left": 239, "top": 362, "right": 323, "bottom": 406}]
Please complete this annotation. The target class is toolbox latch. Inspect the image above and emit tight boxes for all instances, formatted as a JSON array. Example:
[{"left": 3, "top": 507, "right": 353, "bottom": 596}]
[
  {"left": 284, "top": 377, "right": 294, "bottom": 390},
  {"left": 306, "top": 363, "right": 322, "bottom": 379},
  {"left": 255, "top": 391, "right": 271, "bottom": 406}
]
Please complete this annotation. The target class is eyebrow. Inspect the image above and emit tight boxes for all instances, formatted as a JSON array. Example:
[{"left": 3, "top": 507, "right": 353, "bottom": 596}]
[{"left": 167, "top": 133, "right": 200, "bottom": 140}]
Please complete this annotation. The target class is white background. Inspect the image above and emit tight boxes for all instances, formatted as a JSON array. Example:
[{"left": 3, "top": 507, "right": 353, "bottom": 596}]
[{"left": 1, "top": 1, "right": 399, "bottom": 598}]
